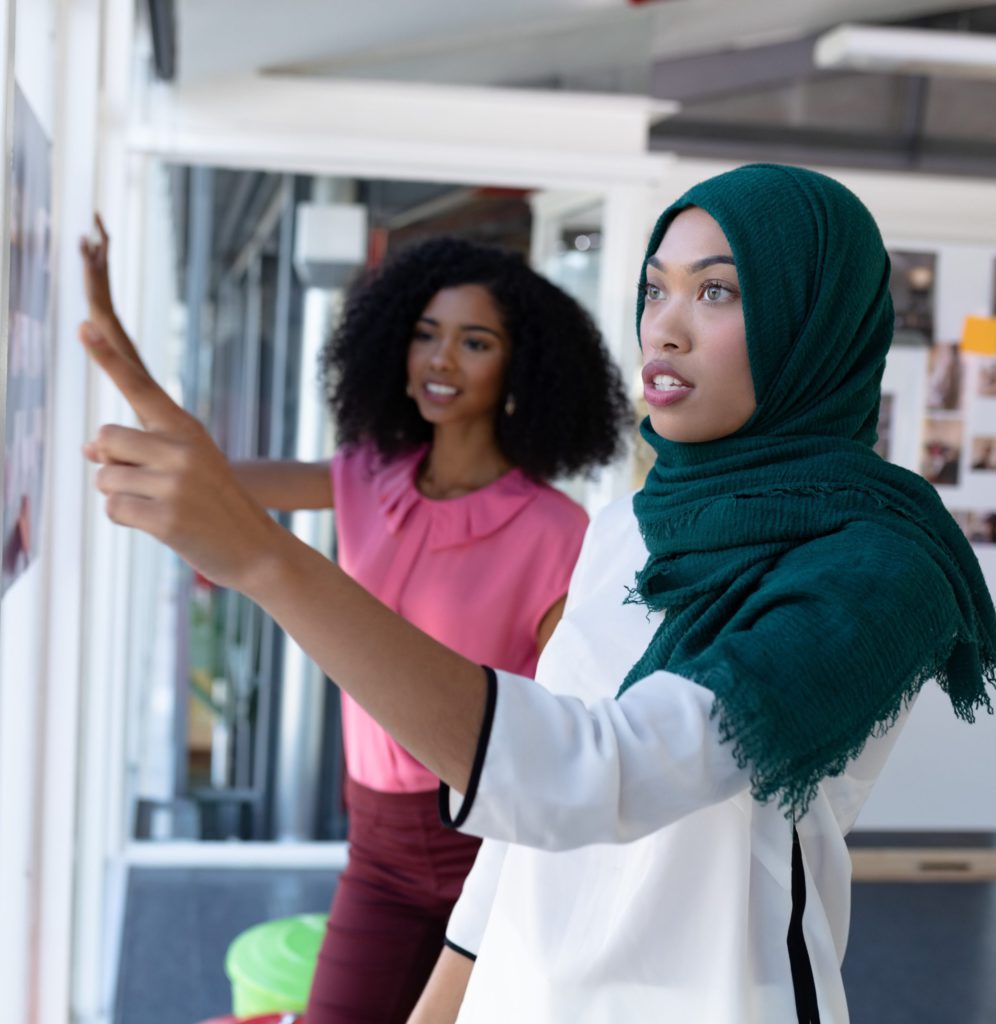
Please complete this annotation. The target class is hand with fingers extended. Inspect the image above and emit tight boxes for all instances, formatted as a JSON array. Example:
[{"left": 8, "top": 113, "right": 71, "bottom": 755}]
[{"left": 81, "top": 320, "right": 280, "bottom": 591}]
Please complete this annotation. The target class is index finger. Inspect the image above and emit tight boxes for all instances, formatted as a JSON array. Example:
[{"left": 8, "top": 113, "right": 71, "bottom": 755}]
[
  {"left": 94, "top": 212, "right": 109, "bottom": 246},
  {"left": 80, "top": 321, "right": 188, "bottom": 433}
]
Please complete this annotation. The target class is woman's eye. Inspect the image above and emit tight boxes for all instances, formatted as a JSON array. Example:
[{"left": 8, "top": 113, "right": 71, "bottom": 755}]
[
  {"left": 411, "top": 330, "right": 434, "bottom": 343},
  {"left": 464, "top": 337, "right": 489, "bottom": 351},
  {"left": 644, "top": 282, "right": 664, "bottom": 301},
  {"left": 703, "top": 282, "right": 734, "bottom": 302}
]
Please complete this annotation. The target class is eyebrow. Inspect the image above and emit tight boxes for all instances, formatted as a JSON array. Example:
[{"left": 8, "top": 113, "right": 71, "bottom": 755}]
[
  {"left": 646, "top": 255, "right": 736, "bottom": 274},
  {"left": 417, "top": 316, "right": 504, "bottom": 339}
]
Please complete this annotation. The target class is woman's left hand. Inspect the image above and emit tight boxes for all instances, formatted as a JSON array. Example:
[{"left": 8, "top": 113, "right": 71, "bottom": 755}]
[{"left": 81, "top": 320, "right": 279, "bottom": 591}]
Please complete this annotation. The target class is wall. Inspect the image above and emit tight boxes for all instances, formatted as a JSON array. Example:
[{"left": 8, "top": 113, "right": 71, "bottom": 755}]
[
  {"left": 0, "top": 4, "right": 61, "bottom": 1022},
  {"left": 0, "top": 1, "right": 124, "bottom": 1021}
]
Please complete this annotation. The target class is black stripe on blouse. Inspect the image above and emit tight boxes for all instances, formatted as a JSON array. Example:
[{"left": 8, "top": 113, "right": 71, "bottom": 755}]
[
  {"left": 789, "top": 826, "right": 822, "bottom": 1023},
  {"left": 438, "top": 666, "right": 498, "bottom": 830}
]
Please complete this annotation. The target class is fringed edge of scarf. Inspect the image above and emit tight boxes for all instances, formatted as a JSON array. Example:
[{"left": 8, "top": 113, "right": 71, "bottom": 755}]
[{"left": 702, "top": 638, "right": 996, "bottom": 820}]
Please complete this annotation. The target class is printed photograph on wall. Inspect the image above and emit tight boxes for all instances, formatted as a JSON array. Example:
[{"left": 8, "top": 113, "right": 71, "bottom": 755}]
[
  {"left": 889, "top": 250, "right": 935, "bottom": 347},
  {"left": 2, "top": 85, "right": 51, "bottom": 598},
  {"left": 971, "top": 437, "right": 996, "bottom": 473},
  {"left": 979, "top": 359, "right": 996, "bottom": 398},
  {"left": 925, "top": 342, "right": 963, "bottom": 412},
  {"left": 921, "top": 417, "right": 963, "bottom": 487},
  {"left": 951, "top": 509, "right": 996, "bottom": 546}
]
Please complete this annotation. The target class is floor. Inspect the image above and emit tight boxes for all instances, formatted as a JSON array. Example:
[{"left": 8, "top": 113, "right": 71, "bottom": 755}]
[
  {"left": 115, "top": 865, "right": 996, "bottom": 1024},
  {"left": 115, "top": 867, "right": 339, "bottom": 1024},
  {"left": 845, "top": 881, "right": 996, "bottom": 1023}
]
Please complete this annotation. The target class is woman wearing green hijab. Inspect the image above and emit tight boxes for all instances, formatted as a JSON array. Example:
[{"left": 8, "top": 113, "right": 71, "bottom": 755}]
[{"left": 82, "top": 164, "right": 995, "bottom": 1022}]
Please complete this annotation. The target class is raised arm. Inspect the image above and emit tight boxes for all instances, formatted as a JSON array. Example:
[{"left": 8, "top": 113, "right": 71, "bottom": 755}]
[
  {"left": 80, "top": 320, "right": 487, "bottom": 793},
  {"left": 83, "top": 313, "right": 757, "bottom": 853}
]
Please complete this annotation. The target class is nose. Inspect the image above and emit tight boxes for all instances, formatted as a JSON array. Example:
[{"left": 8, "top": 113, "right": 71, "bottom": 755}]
[
  {"left": 428, "top": 335, "right": 457, "bottom": 369},
  {"left": 640, "top": 297, "right": 691, "bottom": 355}
]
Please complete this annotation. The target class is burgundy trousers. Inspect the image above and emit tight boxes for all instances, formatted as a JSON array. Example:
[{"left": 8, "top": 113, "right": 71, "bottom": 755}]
[{"left": 304, "top": 777, "right": 481, "bottom": 1024}]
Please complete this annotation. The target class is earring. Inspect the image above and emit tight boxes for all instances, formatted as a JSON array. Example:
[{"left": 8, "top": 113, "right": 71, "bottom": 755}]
[
  {"left": 405, "top": 381, "right": 414, "bottom": 398},
  {"left": 504, "top": 393, "right": 516, "bottom": 417}
]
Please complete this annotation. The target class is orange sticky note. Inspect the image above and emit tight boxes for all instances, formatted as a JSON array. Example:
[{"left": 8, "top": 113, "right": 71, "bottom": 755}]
[{"left": 960, "top": 316, "right": 996, "bottom": 355}]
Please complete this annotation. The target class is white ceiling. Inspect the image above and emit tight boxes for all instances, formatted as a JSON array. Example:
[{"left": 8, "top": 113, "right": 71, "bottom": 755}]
[
  {"left": 175, "top": 0, "right": 993, "bottom": 88},
  {"left": 165, "top": 0, "right": 996, "bottom": 177}
]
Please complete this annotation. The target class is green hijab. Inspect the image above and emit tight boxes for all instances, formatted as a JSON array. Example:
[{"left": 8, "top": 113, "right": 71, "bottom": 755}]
[{"left": 623, "top": 163, "right": 996, "bottom": 816}]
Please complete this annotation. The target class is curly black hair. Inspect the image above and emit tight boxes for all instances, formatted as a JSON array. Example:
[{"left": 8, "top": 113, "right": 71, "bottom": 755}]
[{"left": 320, "top": 235, "right": 631, "bottom": 481}]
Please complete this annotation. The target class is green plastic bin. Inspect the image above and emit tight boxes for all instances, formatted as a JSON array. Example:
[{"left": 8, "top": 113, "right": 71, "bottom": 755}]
[{"left": 224, "top": 913, "right": 327, "bottom": 1017}]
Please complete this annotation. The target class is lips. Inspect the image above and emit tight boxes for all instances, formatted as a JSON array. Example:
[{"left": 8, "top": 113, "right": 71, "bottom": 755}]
[{"left": 642, "top": 360, "right": 693, "bottom": 408}]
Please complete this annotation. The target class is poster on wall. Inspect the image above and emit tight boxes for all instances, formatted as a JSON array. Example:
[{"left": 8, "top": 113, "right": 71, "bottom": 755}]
[
  {"left": 889, "top": 250, "right": 935, "bottom": 347},
  {"left": 1, "top": 85, "right": 51, "bottom": 598},
  {"left": 922, "top": 310, "right": 996, "bottom": 550}
]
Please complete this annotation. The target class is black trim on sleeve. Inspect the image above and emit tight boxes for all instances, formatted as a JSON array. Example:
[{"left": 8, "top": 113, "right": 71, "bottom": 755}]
[
  {"left": 788, "top": 827, "right": 822, "bottom": 1024},
  {"left": 438, "top": 666, "right": 499, "bottom": 830},
  {"left": 444, "top": 937, "right": 478, "bottom": 962}
]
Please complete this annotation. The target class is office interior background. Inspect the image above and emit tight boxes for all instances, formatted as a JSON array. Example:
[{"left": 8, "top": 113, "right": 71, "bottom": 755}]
[{"left": 1, "top": 1, "right": 996, "bottom": 1021}]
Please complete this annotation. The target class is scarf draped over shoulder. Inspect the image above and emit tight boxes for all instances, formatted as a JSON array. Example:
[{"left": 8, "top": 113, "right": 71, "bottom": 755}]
[{"left": 623, "top": 164, "right": 996, "bottom": 817}]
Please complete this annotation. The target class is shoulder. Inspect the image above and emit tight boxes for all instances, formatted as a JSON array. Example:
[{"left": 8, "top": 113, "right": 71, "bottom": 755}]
[
  {"left": 333, "top": 442, "right": 421, "bottom": 482},
  {"left": 561, "top": 493, "right": 643, "bottom": 610},
  {"left": 518, "top": 479, "right": 590, "bottom": 535},
  {"left": 332, "top": 441, "right": 375, "bottom": 473},
  {"left": 749, "top": 519, "right": 962, "bottom": 653},
  {"left": 776, "top": 519, "right": 947, "bottom": 594},
  {"left": 586, "top": 491, "right": 641, "bottom": 550}
]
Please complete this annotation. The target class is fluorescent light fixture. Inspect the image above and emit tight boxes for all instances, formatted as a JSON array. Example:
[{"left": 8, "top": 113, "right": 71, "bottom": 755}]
[{"left": 814, "top": 23, "right": 996, "bottom": 80}]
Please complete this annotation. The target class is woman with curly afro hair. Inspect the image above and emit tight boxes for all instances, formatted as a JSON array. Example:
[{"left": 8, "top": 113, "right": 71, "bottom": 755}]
[
  {"left": 323, "top": 235, "right": 630, "bottom": 482},
  {"left": 241, "top": 235, "right": 627, "bottom": 1023}
]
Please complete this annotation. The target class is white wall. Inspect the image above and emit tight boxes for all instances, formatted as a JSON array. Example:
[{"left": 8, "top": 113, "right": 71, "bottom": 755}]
[
  {"left": 0, "top": 4, "right": 61, "bottom": 1022},
  {"left": 0, "top": 1, "right": 135, "bottom": 1021}
]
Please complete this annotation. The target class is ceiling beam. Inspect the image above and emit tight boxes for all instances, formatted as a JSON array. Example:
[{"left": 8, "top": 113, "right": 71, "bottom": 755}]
[
  {"left": 649, "top": 33, "right": 827, "bottom": 102},
  {"left": 128, "top": 76, "right": 673, "bottom": 192},
  {"left": 650, "top": 118, "right": 996, "bottom": 176}
]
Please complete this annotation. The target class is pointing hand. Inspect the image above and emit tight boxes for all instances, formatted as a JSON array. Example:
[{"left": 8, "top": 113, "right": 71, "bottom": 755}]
[{"left": 81, "top": 321, "right": 278, "bottom": 591}]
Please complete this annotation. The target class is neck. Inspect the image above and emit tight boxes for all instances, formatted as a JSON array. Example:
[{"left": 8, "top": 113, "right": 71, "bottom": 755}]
[{"left": 419, "top": 422, "right": 512, "bottom": 499}]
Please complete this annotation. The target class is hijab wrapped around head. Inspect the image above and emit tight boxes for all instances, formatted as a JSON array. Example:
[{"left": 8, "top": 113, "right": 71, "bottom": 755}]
[{"left": 623, "top": 163, "right": 996, "bottom": 817}]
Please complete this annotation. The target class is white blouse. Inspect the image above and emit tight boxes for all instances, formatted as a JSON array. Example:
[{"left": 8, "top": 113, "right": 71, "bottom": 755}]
[{"left": 441, "top": 494, "right": 908, "bottom": 1023}]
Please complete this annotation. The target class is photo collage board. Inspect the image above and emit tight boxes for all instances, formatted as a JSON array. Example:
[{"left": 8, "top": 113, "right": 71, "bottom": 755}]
[
  {"left": 1, "top": 84, "right": 51, "bottom": 599},
  {"left": 879, "top": 248, "right": 996, "bottom": 550}
]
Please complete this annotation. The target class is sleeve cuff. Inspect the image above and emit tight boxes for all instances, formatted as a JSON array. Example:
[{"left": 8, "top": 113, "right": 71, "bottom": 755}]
[
  {"left": 443, "top": 937, "right": 478, "bottom": 962},
  {"left": 439, "top": 665, "right": 498, "bottom": 830}
]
